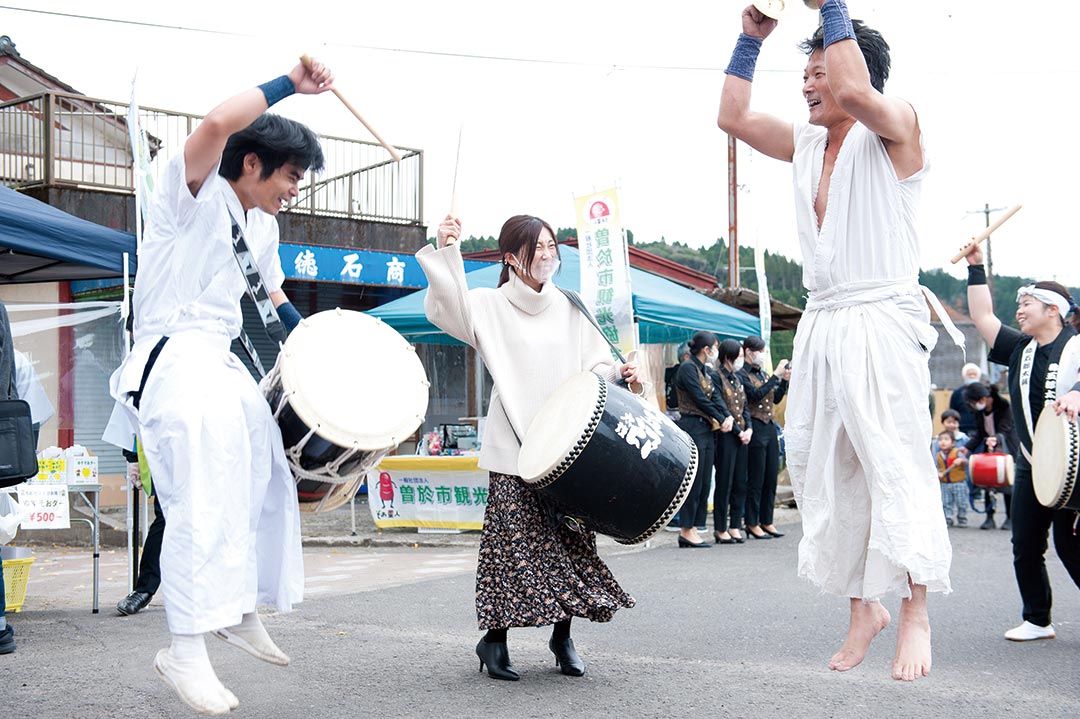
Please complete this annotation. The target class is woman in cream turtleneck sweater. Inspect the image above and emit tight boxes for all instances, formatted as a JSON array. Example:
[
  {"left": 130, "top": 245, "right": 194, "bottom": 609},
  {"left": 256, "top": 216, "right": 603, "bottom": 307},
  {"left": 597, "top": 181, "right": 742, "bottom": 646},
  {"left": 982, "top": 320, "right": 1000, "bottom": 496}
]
[{"left": 417, "top": 213, "right": 642, "bottom": 682}]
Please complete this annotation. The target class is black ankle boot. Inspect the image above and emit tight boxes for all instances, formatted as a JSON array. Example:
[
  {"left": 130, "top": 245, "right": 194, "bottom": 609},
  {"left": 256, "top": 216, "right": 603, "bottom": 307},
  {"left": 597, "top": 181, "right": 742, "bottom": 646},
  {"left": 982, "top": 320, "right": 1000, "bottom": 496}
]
[
  {"left": 476, "top": 638, "right": 519, "bottom": 681},
  {"left": 548, "top": 636, "right": 586, "bottom": 677}
]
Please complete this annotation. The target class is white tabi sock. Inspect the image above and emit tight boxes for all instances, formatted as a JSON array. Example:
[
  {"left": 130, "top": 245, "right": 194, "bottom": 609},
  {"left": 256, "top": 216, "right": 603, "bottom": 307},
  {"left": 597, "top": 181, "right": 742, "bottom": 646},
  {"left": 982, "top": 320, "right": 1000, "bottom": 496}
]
[
  {"left": 213, "top": 611, "right": 290, "bottom": 666},
  {"left": 154, "top": 633, "right": 236, "bottom": 715}
]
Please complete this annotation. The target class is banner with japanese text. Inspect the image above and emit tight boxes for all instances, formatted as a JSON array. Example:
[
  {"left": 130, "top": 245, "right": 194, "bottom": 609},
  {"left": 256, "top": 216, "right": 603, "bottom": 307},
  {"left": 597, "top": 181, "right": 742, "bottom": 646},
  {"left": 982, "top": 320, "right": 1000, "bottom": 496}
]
[
  {"left": 282, "top": 243, "right": 489, "bottom": 289},
  {"left": 366, "top": 456, "right": 487, "bottom": 530},
  {"left": 573, "top": 189, "right": 635, "bottom": 356}
]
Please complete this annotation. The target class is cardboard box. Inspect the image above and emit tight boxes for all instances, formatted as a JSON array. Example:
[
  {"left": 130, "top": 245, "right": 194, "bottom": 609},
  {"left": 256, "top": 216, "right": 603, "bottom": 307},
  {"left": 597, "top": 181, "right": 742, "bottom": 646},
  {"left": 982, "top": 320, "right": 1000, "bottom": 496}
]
[{"left": 68, "top": 455, "right": 99, "bottom": 485}]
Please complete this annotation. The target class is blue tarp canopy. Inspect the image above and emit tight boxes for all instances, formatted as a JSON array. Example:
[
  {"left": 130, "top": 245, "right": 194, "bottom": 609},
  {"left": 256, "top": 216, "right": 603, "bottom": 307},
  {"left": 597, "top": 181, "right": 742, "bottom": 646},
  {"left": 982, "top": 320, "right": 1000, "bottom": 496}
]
[
  {"left": 368, "top": 245, "right": 760, "bottom": 344},
  {"left": 0, "top": 186, "right": 137, "bottom": 284}
]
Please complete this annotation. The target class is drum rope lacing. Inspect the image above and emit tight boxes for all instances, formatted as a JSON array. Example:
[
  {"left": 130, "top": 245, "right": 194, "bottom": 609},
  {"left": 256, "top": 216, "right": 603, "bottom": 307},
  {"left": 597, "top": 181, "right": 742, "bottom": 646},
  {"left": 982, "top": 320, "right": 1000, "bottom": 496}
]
[{"left": 263, "top": 362, "right": 382, "bottom": 486}]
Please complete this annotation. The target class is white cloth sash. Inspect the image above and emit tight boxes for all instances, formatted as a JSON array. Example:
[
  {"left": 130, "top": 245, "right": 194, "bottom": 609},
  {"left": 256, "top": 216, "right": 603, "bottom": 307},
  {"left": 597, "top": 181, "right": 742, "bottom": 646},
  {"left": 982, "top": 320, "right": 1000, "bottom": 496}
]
[
  {"left": 803, "top": 278, "right": 966, "bottom": 353},
  {"left": 1019, "top": 333, "right": 1080, "bottom": 463}
]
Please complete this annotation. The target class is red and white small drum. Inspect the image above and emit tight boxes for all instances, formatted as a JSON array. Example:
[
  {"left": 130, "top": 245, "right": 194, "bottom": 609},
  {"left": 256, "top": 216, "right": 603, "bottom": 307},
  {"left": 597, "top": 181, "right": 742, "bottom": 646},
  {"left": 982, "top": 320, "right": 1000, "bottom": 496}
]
[
  {"left": 262, "top": 309, "right": 429, "bottom": 513},
  {"left": 517, "top": 371, "right": 698, "bottom": 545},
  {"left": 970, "top": 452, "right": 1014, "bottom": 489},
  {"left": 1032, "top": 407, "right": 1080, "bottom": 511}
]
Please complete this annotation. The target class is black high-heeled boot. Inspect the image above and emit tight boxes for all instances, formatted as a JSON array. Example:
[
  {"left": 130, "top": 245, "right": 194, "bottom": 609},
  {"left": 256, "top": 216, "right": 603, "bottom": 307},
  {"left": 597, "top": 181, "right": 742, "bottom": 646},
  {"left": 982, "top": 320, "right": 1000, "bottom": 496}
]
[
  {"left": 476, "top": 638, "right": 519, "bottom": 681},
  {"left": 548, "top": 636, "right": 586, "bottom": 677}
]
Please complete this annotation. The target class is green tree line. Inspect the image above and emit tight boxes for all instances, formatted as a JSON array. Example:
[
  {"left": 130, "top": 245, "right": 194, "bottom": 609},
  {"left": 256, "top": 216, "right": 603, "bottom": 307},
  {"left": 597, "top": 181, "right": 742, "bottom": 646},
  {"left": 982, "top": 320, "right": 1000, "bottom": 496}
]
[{"left": 437, "top": 231, "right": 1078, "bottom": 357}]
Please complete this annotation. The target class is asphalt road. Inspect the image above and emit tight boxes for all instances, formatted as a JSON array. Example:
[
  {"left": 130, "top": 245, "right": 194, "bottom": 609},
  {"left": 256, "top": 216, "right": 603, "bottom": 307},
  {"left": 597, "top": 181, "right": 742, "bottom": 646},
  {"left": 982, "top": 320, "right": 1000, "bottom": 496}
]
[{"left": 3, "top": 520, "right": 1078, "bottom": 718}]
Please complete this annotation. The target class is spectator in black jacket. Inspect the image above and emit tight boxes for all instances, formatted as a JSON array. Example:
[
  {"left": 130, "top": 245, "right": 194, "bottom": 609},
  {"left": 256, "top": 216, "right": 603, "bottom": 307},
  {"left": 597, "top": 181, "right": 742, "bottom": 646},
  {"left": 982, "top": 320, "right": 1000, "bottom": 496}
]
[
  {"left": 962, "top": 381, "right": 1016, "bottom": 530},
  {"left": 738, "top": 336, "right": 791, "bottom": 539}
]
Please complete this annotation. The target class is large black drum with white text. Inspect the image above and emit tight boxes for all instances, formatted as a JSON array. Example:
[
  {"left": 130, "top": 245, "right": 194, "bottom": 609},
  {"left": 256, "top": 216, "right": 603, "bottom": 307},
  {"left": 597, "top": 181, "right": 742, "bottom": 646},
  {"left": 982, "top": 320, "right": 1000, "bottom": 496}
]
[
  {"left": 517, "top": 371, "right": 698, "bottom": 544},
  {"left": 262, "top": 309, "right": 429, "bottom": 513}
]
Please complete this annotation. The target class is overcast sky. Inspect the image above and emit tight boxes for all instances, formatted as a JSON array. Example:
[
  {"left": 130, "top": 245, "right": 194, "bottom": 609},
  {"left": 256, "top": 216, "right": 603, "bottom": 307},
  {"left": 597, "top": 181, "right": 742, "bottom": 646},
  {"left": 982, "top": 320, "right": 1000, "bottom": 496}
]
[{"left": 3, "top": 0, "right": 1078, "bottom": 285}]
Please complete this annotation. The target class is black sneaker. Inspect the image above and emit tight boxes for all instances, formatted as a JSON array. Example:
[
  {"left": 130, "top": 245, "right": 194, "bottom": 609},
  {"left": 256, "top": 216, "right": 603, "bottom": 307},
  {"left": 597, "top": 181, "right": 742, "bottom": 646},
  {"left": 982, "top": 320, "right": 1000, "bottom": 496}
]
[
  {"left": 980, "top": 516, "right": 996, "bottom": 530},
  {"left": 0, "top": 625, "right": 14, "bottom": 655},
  {"left": 1000, "top": 517, "right": 1012, "bottom": 531}
]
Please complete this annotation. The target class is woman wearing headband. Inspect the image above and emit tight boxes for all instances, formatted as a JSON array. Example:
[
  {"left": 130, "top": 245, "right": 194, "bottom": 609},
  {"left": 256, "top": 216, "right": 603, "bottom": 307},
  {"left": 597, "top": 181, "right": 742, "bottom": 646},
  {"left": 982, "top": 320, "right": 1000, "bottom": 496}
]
[{"left": 965, "top": 244, "right": 1080, "bottom": 642}]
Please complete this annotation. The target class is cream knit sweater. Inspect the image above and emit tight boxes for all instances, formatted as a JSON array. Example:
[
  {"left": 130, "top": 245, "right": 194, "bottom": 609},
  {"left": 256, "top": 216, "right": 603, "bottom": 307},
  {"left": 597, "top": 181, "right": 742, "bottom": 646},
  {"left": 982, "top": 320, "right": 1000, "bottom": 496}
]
[{"left": 416, "top": 243, "right": 616, "bottom": 475}]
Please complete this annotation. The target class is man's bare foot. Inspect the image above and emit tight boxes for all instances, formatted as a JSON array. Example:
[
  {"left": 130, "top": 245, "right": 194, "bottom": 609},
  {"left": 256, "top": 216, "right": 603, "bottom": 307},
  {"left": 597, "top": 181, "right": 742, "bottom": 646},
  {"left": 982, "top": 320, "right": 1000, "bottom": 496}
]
[
  {"left": 892, "top": 582, "right": 932, "bottom": 681},
  {"left": 828, "top": 599, "right": 891, "bottom": 672}
]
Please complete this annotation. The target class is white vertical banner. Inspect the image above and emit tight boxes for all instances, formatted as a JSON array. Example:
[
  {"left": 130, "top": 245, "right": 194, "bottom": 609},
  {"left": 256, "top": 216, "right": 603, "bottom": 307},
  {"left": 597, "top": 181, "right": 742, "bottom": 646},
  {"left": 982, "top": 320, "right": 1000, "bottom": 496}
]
[
  {"left": 128, "top": 72, "right": 155, "bottom": 240},
  {"left": 754, "top": 235, "right": 772, "bottom": 366},
  {"left": 573, "top": 188, "right": 634, "bottom": 356}
]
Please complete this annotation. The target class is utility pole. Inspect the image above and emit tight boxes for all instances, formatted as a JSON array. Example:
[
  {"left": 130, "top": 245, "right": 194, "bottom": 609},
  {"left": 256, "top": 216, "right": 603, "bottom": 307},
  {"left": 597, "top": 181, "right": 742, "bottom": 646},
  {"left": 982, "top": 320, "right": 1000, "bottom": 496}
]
[
  {"left": 967, "top": 203, "right": 1006, "bottom": 293},
  {"left": 727, "top": 134, "right": 739, "bottom": 288}
]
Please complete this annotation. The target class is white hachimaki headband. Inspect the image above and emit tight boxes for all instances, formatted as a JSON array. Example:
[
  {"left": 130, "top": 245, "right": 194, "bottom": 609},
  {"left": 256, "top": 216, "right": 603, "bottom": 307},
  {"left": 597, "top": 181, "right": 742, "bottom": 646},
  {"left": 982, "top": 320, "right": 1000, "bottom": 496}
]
[{"left": 1016, "top": 285, "right": 1074, "bottom": 319}]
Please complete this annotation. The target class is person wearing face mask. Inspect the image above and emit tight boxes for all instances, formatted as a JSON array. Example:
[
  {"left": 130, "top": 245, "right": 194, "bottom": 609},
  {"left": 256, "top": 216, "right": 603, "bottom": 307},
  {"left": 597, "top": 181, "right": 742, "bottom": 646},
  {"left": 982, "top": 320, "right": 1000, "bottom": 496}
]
[
  {"left": 738, "top": 336, "right": 791, "bottom": 539},
  {"left": 965, "top": 243, "right": 1080, "bottom": 642},
  {"left": 418, "top": 213, "right": 642, "bottom": 681},
  {"left": 961, "top": 381, "right": 1017, "bottom": 531},
  {"left": 949, "top": 363, "right": 983, "bottom": 437},
  {"left": 709, "top": 339, "right": 754, "bottom": 543},
  {"left": 674, "top": 331, "right": 733, "bottom": 547}
]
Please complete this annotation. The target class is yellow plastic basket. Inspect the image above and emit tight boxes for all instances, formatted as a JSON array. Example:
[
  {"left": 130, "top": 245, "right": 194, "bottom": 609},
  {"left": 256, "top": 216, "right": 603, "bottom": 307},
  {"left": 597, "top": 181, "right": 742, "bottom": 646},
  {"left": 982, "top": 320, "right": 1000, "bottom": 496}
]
[{"left": 2, "top": 557, "right": 34, "bottom": 613}]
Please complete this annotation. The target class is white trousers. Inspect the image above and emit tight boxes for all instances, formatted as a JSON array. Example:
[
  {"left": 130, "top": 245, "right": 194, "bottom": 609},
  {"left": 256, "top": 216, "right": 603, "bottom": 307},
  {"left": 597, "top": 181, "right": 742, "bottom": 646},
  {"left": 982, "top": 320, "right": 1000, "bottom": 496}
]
[
  {"left": 134, "top": 332, "right": 303, "bottom": 634},
  {"left": 785, "top": 293, "right": 952, "bottom": 600}
]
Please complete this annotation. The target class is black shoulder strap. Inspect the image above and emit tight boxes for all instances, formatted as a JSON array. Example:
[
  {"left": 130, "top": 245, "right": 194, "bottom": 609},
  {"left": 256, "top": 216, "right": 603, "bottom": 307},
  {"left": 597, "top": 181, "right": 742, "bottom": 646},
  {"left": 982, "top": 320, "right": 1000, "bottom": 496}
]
[
  {"left": 558, "top": 287, "right": 627, "bottom": 364},
  {"left": 0, "top": 300, "right": 15, "bottom": 400},
  {"left": 226, "top": 205, "right": 284, "bottom": 378}
]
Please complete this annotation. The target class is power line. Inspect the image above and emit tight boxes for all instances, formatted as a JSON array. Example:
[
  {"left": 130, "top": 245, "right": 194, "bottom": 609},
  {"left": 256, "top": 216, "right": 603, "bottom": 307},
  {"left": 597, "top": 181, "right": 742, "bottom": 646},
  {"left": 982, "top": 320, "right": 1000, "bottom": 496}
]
[{"left": 0, "top": 4, "right": 776, "bottom": 73}]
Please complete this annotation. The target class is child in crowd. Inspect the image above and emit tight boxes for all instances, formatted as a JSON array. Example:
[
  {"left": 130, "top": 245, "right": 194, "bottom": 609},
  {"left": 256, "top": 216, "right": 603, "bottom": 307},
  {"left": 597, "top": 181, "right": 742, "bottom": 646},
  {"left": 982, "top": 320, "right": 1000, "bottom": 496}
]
[{"left": 935, "top": 430, "right": 968, "bottom": 527}]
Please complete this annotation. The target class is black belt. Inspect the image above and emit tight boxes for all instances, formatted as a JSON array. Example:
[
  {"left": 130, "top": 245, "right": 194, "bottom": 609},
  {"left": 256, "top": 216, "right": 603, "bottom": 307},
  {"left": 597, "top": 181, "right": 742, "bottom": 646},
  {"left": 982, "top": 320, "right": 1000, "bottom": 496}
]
[{"left": 131, "top": 336, "right": 169, "bottom": 411}]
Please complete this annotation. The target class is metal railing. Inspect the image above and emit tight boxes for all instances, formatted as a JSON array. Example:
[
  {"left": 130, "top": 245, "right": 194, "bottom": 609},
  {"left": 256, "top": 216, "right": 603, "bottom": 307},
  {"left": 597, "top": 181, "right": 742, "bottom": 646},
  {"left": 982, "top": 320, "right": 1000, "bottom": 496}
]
[{"left": 0, "top": 91, "right": 422, "bottom": 224}]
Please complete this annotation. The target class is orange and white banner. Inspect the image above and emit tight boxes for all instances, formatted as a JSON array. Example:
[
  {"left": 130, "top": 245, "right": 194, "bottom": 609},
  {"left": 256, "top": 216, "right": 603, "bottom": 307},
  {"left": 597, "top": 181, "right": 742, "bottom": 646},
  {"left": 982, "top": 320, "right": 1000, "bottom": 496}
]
[{"left": 573, "top": 188, "right": 635, "bottom": 356}]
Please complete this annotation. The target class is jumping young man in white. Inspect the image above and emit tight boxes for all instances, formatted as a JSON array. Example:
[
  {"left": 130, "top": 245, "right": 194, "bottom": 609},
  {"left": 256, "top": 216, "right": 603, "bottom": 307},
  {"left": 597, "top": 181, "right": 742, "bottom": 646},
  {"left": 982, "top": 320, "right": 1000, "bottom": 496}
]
[
  {"left": 717, "top": 1, "right": 955, "bottom": 681},
  {"left": 110, "top": 60, "right": 332, "bottom": 714}
]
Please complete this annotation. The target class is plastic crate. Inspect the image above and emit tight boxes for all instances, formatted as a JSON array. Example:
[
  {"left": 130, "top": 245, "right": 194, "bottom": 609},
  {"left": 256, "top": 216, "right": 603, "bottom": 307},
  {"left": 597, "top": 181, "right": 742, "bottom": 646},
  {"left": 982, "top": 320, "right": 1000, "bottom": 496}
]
[{"left": 3, "top": 556, "right": 34, "bottom": 613}]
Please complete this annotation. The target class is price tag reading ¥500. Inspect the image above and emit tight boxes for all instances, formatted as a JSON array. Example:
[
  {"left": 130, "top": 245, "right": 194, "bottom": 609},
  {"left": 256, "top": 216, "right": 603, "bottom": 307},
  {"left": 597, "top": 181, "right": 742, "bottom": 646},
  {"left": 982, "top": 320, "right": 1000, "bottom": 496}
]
[{"left": 16, "top": 484, "right": 71, "bottom": 529}]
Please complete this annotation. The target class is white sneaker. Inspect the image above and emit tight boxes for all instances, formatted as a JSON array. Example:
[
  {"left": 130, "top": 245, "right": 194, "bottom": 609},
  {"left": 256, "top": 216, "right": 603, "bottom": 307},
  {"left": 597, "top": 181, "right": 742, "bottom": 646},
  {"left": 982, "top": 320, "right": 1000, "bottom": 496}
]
[{"left": 1004, "top": 621, "right": 1056, "bottom": 641}]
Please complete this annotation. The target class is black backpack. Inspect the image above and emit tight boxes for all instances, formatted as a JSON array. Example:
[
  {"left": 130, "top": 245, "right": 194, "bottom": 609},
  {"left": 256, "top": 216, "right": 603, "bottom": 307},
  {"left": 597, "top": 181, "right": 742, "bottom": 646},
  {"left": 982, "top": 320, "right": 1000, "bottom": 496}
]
[{"left": 0, "top": 301, "right": 37, "bottom": 487}]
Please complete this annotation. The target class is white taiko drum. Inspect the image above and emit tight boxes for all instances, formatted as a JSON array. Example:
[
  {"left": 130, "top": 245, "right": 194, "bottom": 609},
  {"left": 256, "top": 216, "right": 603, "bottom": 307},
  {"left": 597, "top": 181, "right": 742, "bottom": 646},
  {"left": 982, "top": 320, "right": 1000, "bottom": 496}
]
[
  {"left": 262, "top": 309, "right": 429, "bottom": 512},
  {"left": 1032, "top": 407, "right": 1080, "bottom": 511}
]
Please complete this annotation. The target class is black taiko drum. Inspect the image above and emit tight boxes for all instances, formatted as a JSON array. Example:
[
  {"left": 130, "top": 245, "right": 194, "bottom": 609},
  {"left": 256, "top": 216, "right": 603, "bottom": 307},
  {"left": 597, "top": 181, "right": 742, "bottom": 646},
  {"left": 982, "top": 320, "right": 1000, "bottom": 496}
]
[{"left": 517, "top": 371, "right": 698, "bottom": 544}]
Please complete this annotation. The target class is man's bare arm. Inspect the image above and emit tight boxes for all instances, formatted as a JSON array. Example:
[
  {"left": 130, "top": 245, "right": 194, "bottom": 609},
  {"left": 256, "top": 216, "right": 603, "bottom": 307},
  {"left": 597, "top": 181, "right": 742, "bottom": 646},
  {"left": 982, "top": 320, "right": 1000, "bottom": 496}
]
[
  {"left": 716, "top": 6, "right": 794, "bottom": 162},
  {"left": 184, "top": 60, "right": 334, "bottom": 196}
]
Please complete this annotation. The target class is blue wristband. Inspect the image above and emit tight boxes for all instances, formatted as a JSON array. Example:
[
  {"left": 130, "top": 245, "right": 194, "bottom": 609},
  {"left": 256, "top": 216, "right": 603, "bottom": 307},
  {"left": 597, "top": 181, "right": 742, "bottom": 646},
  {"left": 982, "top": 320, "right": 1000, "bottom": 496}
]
[
  {"left": 277, "top": 301, "right": 302, "bottom": 334},
  {"left": 725, "top": 34, "right": 763, "bottom": 82},
  {"left": 258, "top": 75, "right": 295, "bottom": 108},
  {"left": 821, "top": 0, "right": 856, "bottom": 48}
]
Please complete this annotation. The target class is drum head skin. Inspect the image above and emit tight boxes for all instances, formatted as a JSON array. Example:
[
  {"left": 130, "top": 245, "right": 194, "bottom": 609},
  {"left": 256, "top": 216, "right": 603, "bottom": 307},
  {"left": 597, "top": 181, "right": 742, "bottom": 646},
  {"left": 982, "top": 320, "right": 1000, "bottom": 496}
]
[
  {"left": 1033, "top": 406, "right": 1080, "bottom": 510},
  {"left": 518, "top": 371, "right": 603, "bottom": 481},
  {"left": 279, "top": 309, "right": 429, "bottom": 449}
]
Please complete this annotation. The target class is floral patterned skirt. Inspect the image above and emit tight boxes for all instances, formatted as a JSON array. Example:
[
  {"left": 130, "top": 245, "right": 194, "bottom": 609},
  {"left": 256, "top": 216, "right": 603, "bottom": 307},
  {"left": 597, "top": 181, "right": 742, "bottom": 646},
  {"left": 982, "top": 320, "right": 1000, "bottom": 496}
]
[{"left": 475, "top": 472, "right": 636, "bottom": 630}]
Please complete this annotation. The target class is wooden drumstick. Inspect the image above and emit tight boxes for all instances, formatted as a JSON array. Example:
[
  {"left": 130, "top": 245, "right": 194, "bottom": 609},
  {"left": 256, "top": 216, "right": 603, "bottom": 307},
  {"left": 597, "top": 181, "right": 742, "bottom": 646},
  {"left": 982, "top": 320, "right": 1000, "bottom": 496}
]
[
  {"left": 949, "top": 203, "right": 1023, "bottom": 264},
  {"left": 299, "top": 54, "right": 402, "bottom": 163},
  {"left": 450, "top": 123, "right": 463, "bottom": 216}
]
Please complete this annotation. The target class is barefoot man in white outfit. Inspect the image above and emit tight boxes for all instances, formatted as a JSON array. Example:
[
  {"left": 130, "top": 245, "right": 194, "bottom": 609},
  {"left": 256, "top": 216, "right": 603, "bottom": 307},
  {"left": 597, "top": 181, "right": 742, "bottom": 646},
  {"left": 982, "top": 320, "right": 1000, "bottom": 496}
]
[{"left": 718, "top": 1, "right": 957, "bottom": 681}]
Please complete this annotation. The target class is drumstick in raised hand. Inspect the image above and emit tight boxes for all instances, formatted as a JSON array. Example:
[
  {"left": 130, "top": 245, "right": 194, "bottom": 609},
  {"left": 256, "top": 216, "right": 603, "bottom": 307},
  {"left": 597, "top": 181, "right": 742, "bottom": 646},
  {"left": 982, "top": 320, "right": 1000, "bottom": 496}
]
[
  {"left": 950, "top": 203, "right": 1023, "bottom": 264},
  {"left": 450, "top": 123, "right": 463, "bottom": 216},
  {"left": 299, "top": 54, "right": 402, "bottom": 163}
]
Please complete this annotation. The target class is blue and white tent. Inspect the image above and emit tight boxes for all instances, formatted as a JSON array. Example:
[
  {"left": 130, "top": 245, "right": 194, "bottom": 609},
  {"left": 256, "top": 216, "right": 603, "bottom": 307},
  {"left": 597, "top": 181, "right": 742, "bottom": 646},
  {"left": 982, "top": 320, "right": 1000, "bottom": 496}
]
[{"left": 368, "top": 245, "right": 759, "bottom": 344}]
